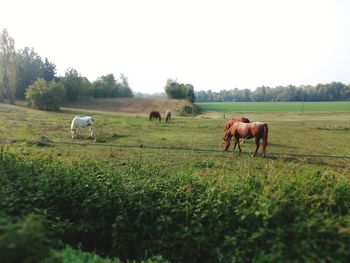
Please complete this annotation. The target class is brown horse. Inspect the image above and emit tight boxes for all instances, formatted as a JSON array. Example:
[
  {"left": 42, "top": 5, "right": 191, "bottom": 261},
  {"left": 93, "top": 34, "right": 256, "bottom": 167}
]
[
  {"left": 149, "top": 111, "right": 161, "bottom": 121},
  {"left": 165, "top": 110, "right": 171, "bottom": 122},
  {"left": 224, "top": 117, "right": 250, "bottom": 144},
  {"left": 223, "top": 122, "right": 268, "bottom": 158}
]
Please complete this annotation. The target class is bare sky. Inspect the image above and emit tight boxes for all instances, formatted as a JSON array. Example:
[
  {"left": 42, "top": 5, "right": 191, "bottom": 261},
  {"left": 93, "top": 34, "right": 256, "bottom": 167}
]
[{"left": 1, "top": 0, "right": 350, "bottom": 93}]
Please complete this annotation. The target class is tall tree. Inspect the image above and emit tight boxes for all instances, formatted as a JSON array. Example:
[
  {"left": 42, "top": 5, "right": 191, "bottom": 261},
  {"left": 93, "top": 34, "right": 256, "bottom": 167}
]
[
  {"left": 91, "top": 73, "right": 118, "bottom": 98},
  {"left": 185, "top": 84, "right": 195, "bottom": 103},
  {"left": 116, "top": 73, "right": 133, "bottom": 97},
  {"left": 62, "top": 68, "right": 88, "bottom": 102},
  {"left": 0, "top": 29, "right": 17, "bottom": 104},
  {"left": 42, "top": 58, "right": 56, "bottom": 81},
  {"left": 15, "top": 47, "right": 44, "bottom": 99}
]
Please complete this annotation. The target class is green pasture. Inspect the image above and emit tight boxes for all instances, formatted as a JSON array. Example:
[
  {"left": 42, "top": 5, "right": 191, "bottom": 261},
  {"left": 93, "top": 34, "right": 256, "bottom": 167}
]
[
  {"left": 1, "top": 102, "right": 350, "bottom": 262},
  {"left": 1, "top": 102, "right": 350, "bottom": 167},
  {"left": 196, "top": 101, "right": 350, "bottom": 112}
]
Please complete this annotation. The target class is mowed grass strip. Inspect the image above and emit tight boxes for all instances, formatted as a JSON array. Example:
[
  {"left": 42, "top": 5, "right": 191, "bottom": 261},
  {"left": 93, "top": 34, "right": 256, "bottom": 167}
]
[{"left": 196, "top": 101, "right": 350, "bottom": 112}]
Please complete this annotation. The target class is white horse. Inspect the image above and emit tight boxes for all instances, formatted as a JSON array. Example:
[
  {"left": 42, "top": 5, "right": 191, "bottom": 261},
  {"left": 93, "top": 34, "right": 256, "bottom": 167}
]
[{"left": 70, "top": 116, "right": 94, "bottom": 139}]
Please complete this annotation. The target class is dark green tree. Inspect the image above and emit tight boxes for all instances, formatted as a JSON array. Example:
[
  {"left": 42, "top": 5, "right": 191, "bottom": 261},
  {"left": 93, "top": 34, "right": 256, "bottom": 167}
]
[
  {"left": 90, "top": 73, "right": 118, "bottom": 98},
  {"left": 61, "top": 68, "right": 89, "bottom": 102},
  {"left": 0, "top": 29, "right": 17, "bottom": 104},
  {"left": 15, "top": 47, "right": 44, "bottom": 99},
  {"left": 164, "top": 79, "right": 195, "bottom": 102},
  {"left": 116, "top": 73, "right": 133, "bottom": 97},
  {"left": 41, "top": 58, "right": 56, "bottom": 81}
]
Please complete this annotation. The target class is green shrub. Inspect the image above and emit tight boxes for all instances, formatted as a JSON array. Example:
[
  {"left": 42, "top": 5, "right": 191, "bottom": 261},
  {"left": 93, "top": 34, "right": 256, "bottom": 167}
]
[
  {"left": 0, "top": 214, "right": 49, "bottom": 263},
  {"left": 1, "top": 151, "right": 350, "bottom": 262},
  {"left": 25, "top": 78, "right": 65, "bottom": 111},
  {"left": 44, "top": 246, "right": 168, "bottom": 263},
  {"left": 177, "top": 100, "right": 200, "bottom": 116}
]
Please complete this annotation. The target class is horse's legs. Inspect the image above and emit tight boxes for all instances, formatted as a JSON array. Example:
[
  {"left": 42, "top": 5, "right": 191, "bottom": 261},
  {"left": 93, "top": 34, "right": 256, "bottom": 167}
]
[
  {"left": 252, "top": 137, "right": 260, "bottom": 157},
  {"left": 223, "top": 135, "right": 232, "bottom": 151},
  {"left": 235, "top": 136, "right": 241, "bottom": 155},
  {"left": 88, "top": 126, "right": 93, "bottom": 137},
  {"left": 233, "top": 140, "right": 237, "bottom": 151},
  {"left": 262, "top": 138, "right": 267, "bottom": 158}
]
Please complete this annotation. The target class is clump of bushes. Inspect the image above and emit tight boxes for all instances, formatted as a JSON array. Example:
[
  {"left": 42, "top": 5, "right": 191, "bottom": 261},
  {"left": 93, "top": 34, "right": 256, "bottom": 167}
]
[
  {"left": 177, "top": 100, "right": 201, "bottom": 116},
  {"left": 1, "top": 150, "right": 350, "bottom": 262},
  {"left": 25, "top": 78, "right": 65, "bottom": 111}
]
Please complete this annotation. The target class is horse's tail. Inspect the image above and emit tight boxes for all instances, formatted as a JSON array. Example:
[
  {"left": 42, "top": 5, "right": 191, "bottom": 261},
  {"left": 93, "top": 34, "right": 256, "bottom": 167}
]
[{"left": 262, "top": 123, "right": 268, "bottom": 157}]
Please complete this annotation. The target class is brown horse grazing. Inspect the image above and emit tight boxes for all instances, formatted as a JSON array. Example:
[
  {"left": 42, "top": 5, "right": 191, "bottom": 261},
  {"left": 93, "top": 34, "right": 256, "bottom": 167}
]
[
  {"left": 165, "top": 110, "right": 171, "bottom": 122},
  {"left": 149, "top": 111, "right": 161, "bottom": 121},
  {"left": 224, "top": 117, "right": 250, "bottom": 132},
  {"left": 223, "top": 122, "right": 268, "bottom": 158},
  {"left": 224, "top": 117, "right": 250, "bottom": 144}
]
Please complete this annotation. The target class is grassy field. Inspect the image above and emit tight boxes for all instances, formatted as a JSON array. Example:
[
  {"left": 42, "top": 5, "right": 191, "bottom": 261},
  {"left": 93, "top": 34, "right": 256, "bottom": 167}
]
[
  {"left": 1, "top": 101, "right": 350, "bottom": 262},
  {"left": 197, "top": 101, "right": 350, "bottom": 112}
]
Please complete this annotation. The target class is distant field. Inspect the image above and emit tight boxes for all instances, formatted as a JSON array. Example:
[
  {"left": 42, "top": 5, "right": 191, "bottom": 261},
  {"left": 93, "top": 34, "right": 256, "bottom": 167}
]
[{"left": 196, "top": 101, "right": 350, "bottom": 112}]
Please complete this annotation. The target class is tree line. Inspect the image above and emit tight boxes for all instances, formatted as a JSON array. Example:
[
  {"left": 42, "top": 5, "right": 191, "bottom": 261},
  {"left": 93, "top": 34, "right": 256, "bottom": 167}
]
[
  {"left": 196, "top": 83, "right": 350, "bottom": 102},
  {"left": 0, "top": 29, "right": 133, "bottom": 110}
]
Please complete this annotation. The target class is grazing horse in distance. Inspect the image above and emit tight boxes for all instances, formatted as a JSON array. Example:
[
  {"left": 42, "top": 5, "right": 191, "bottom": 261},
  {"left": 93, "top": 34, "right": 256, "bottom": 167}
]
[
  {"left": 71, "top": 116, "right": 94, "bottom": 139},
  {"left": 165, "top": 110, "right": 171, "bottom": 122},
  {"left": 149, "top": 111, "right": 161, "bottom": 121},
  {"left": 223, "top": 122, "right": 268, "bottom": 158}
]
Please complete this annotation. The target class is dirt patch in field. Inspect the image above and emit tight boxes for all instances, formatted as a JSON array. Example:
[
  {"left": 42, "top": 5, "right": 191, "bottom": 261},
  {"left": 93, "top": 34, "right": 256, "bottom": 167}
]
[{"left": 62, "top": 98, "right": 184, "bottom": 114}]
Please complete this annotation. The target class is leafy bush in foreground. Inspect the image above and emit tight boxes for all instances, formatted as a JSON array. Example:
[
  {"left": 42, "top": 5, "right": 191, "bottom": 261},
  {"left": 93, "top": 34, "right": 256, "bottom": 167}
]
[
  {"left": 43, "top": 246, "right": 168, "bottom": 263},
  {"left": 0, "top": 214, "right": 49, "bottom": 263},
  {"left": 1, "top": 150, "right": 350, "bottom": 262}
]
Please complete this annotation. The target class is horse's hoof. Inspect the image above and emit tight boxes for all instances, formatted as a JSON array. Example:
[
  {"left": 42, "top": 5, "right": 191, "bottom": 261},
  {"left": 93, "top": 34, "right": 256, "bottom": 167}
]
[{"left": 251, "top": 154, "right": 256, "bottom": 157}]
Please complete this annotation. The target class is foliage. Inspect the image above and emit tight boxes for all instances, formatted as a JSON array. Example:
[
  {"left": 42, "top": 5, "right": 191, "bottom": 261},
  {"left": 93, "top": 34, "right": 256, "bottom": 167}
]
[
  {"left": 60, "top": 68, "right": 90, "bottom": 102},
  {"left": 88, "top": 73, "right": 133, "bottom": 98},
  {"left": 0, "top": 28, "right": 17, "bottom": 104},
  {"left": 177, "top": 100, "right": 200, "bottom": 115},
  {"left": 196, "top": 82, "right": 350, "bottom": 102},
  {"left": 164, "top": 79, "right": 196, "bottom": 102},
  {"left": 42, "top": 58, "right": 56, "bottom": 82},
  {"left": 15, "top": 48, "right": 57, "bottom": 99},
  {"left": 0, "top": 214, "right": 49, "bottom": 263},
  {"left": 1, "top": 150, "right": 349, "bottom": 262},
  {"left": 25, "top": 78, "right": 65, "bottom": 111},
  {"left": 43, "top": 246, "right": 168, "bottom": 263},
  {"left": 43, "top": 246, "right": 123, "bottom": 263}
]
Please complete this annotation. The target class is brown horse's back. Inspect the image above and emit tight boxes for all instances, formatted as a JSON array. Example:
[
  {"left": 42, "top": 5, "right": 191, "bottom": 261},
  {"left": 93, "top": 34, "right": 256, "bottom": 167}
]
[
  {"left": 149, "top": 111, "right": 161, "bottom": 121},
  {"left": 224, "top": 117, "right": 250, "bottom": 132}
]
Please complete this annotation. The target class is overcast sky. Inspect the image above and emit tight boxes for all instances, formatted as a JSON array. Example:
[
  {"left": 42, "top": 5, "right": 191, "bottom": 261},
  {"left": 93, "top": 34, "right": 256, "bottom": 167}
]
[{"left": 1, "top": 0, "right": 350, "bottom": 93}]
